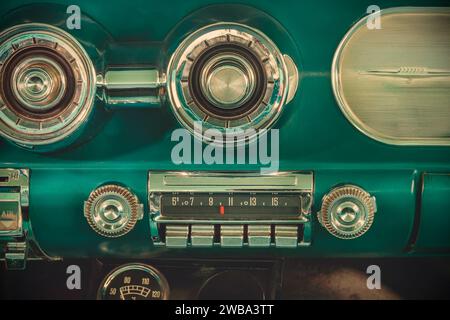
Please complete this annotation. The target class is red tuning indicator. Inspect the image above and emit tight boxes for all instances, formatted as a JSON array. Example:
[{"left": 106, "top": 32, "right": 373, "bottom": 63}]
[{"left": 219, "top": 204, "right": 225, "bottom": 215}]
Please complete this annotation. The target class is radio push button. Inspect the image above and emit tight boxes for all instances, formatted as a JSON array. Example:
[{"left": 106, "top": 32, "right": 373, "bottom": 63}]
[
  {"left": 191, "top": 225, "right": 215, "bottom": 247},
  {"left": 247, "top": 225, "right": 271, "bottom": 247},
  {"left": 275, "top": 225, "right": 299, "bottom": 248},
  {"left": 165, "top": 225, "right": 189, "bottom": 248},
  {"left": 220, "top": 225, "right": 244, "bottom": 247}
]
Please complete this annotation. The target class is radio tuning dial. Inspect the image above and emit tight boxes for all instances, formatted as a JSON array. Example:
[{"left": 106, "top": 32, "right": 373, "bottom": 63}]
[
  {"left": 84, "top": 184, "right": 143, "bottom": 238},
  {"left": 318, "top": 185, "right": 377, "bottom": 239}
]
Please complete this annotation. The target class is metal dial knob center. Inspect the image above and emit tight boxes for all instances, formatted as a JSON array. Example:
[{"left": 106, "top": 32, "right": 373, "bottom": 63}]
[
  {"left": 206, "top": 65, "right": 249, "bottom": 107},
  {"left": 336, "top": 201, "right": 359, "bottom": 223},
  {"left": 200, "top": 53, "right": 256, "bottom": 110},
  {"left": 26, "top": 75, "right": 46, "bottom": 94},
  {"left": 99, "top": 199, "right": 123, "bottom": 222},
  {"left": 12, "top": 56, "right": 67, "bottom": 113}
]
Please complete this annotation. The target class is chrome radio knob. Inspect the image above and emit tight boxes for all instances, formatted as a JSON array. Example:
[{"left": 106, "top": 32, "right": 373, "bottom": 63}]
[
  {"left": 318, "top": 185, "right": 376, "bottom": 239},
  {"left": 84, "top": 185, "right": 143, "bottom": 238}
]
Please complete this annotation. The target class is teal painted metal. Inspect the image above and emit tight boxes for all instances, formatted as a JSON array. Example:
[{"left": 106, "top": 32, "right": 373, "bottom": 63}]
[
  {"left": 0, "top": 0, "right": 449, "bottom": 258},
  {"left": 414, "top": 174, "right": 450, "bottom": 253}
]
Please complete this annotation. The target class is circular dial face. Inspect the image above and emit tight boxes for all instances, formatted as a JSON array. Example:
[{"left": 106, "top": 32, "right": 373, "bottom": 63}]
[{"left": 97, "top": 264, "right": 170, "bottom": 300}]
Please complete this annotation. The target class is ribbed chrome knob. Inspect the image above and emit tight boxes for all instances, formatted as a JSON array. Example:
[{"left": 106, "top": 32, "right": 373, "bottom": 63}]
[
  {"left": 84, "top": 185, "right": 143, "bottom": 238},
  {"left": 318, "top": 185, "right": 377, "bottom": 239}
]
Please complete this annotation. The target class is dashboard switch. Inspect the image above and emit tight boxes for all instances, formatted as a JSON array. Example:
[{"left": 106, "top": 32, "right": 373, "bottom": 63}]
[
  {"left": 0, "top": 169, "right": 28, "bottom": 237},
  {"left": 248, "top": 225, "right": 271, "bottom": 247},
  {"left": 0, "top": 193, "right": 21, "bottom": 234}
]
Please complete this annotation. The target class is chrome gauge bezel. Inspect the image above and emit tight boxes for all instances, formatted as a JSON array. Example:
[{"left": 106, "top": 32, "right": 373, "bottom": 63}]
[
  {"left": 166, "top": 22, "right": 292, "bottom": 144},
  {"left": 0, "top": 23, "right": 96, "bottom": 148},
  {"left": 97, "top": 263, "right": 170, "bottom": 300}
]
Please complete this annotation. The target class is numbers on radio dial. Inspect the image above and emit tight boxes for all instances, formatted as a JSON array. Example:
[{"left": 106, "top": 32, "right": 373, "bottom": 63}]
[
  {"left": 169, "top": 195, "right": 288, "bottom": 208},
  {"left": 272, "top": 197, "right": 279, "bottom": 206}
]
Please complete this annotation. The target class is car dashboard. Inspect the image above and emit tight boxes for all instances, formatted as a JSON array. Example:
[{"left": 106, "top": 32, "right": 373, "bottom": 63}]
[{"left": 0, "top": 0, "right": 449, "bottom": 300}]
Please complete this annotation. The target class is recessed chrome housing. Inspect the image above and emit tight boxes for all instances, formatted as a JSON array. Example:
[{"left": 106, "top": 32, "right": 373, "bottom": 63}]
[
  {"left": 0, "top": 23, "right": 96, "bottom": 149},
  {"left": 167, "top": 23, "right": 298, "bottom": 143}
]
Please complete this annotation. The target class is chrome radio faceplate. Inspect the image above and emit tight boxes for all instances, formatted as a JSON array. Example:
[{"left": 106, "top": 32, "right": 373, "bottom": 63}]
[{"left": 148, "top": 171, "right": 313, "bottom": 248}]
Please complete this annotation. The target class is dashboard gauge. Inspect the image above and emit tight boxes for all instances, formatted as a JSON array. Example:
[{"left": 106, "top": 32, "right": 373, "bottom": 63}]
[
  {"left": 97, "top": 264, "right": 170, "bottom": 300},
  {"left": 0, "top": 23, "right": 96, "bottom": 151},
  {"left": 166, "top": 22, "right": 298, "bottom": 144}
]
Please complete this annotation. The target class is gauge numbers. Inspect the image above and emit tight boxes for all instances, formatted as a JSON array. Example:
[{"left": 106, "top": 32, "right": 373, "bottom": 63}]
[{"left": 97, "top": 264, "right": 169, "bottom": 300}]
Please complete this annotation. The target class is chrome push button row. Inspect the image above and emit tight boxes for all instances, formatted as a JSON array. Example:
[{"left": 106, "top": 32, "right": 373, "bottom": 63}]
[{"left": 164, "top": 224, "right": 306, "bottom": 248}]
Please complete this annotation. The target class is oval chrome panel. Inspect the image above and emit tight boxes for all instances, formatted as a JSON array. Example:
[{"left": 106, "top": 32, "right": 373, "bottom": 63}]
[{"left": 332, "top": 7, "right": 450, "bottom": 145}]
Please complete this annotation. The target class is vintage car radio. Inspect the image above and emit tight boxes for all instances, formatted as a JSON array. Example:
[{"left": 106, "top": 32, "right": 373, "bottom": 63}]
[
  {"left": 148, "top": 172, "right": 313, "bottom": 248},
  {"left": 0, "top": 1, "right": 449, "bottom": 274}
]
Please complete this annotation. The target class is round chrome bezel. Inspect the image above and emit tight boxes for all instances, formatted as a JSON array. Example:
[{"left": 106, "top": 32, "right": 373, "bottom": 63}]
[
  {"left": 167, "top": 22, "right": 290, "bottom": 143},
  {"left": 0, "top": 23, "right": 96, "bottom": 148}
]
